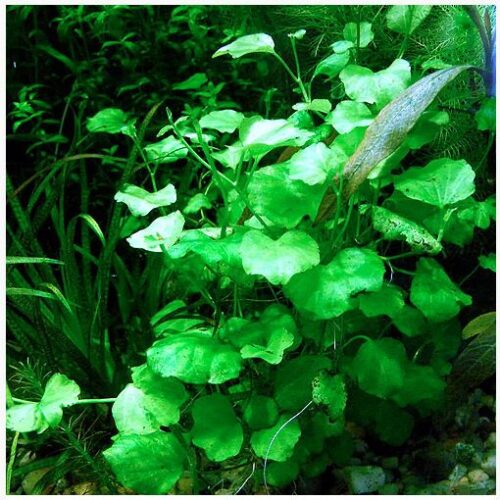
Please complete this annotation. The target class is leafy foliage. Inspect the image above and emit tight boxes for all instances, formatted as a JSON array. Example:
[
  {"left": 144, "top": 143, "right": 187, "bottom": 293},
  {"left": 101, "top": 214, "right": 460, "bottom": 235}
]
[{"left": 6, "top": 5, "right": 495, "bottom": 495}]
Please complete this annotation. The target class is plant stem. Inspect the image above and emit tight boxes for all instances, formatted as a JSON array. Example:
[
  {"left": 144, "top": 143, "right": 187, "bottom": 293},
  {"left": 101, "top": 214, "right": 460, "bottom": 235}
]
[
  {"left": 7, "top": 432, "right": 20, "bottom": 494},
  {"left": 273, "top": 53, "right": 309, "bottom": 102}
]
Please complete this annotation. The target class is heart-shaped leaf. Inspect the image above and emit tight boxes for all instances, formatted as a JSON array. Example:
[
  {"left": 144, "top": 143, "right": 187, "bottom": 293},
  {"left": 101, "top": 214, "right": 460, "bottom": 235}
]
[
  {"left": 240, "top": 229, "right": 320, "bottom": 285},
  {"left": 115, "top": 183, "right": 176, "bottom": 217}
]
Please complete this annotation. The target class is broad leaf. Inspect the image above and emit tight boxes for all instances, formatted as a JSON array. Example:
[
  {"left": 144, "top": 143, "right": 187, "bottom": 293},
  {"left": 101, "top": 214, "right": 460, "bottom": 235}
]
[
  {"left": 147, "top": 331, "right": 242, "bottom": 384},
  {"left": 340, "top": 59, "right": 411, "bottom": 108},
  {"left": 199, "top": 110, "right": 244, "bottom": 133},
  {"left": 313, "top": 52, "right": 350, "bottom": 80},
  {"left": 334, "top": 65, "right": 471, "bottom": 201},
  {"left": 6, "top": 374, "right": 80, "bottom": 433},
  {"left": 240, "top": 229, "right": 320, "bottom": 285},
  {"left": 221, "top": 305, "right": 298, "bottom": 365},
  {"left": 243, "top": 395, "right": 279, "bottom": 430},
  {"left": 115, "top": 183, "right": 176, "bottom": 217},
  {"left": 328, "top": 101, "right": 373, "bottom": 134},
  {"left": 349, "top": 338, "right": 407, "bottom": 398},
  {"left": 312, "top": 373, "right": 347, "bottom": 420},
  {"left": 247, "top": 162, "right": 327, "bottom": 228},
  {"left": 479, "top": 253, "right": 496, "bottom": 272},
  {"left": 212, "top": 143, "right": 245, "bottom": 170},
  {"left": 127, "top": 211, "right": 185, "bottom": 252},
  {"left": 286, "top": 142, "right": 338, "bottom": 186},
  {"left": 410, "top": 258, "right": 472, "bottom": 322},
  {"left": 386, "top": 5, "right": 432, "bottom": 34},
  {"left": 103, "top": 432, "right": 186, "bottom": 494},
  {"left": 213, "top": 33, "right": 275, "bottom": 59},
  {"left": 342, "top": 22, "right": 374, "bottom": 48},
  {"left": 285, "top": 248, "right": 385, "bottom": 320},
  {"left": 144, "top": 136, "right": 188, "bottom": 164},
  {"left": 393, "top": 364, "right": 445, "bottom": 407},
  {"left": 274, "top": 356, "right": 332, "bottom": 411},
  {"left": 112, "top": 365, "right": 187, "bottom": 434},
  {"left": 372, "top": 206, "right": 442, "bottom": 254},
  {"left": 191, "top": 394, "right": 243, "bottom": 461},
  {"left": 87, "top": 108, "right": 135, "bottom": 136},
  {"left": 172, "top": 72, "right": 208, "bottom": 90},
  {"left": 359, "top": 283, "right": 405, "bottom": 318},
  {"left": 331, "top": 40, "right": 355, "bottom": 53},
  {"left": 392, "top": 305, "right": 427, "bottom": 337},
  {"left": 394, "top": 158, "right": 475, "bottom": 208},
  {"left": 475, "top": 97, "right": 496, "bottom": 131},
  {"left": 251, "top": 415, "right": 301, "bottom": 462},
  {"left": 239, "top": 116, "right": 313, "bottom": 155}
]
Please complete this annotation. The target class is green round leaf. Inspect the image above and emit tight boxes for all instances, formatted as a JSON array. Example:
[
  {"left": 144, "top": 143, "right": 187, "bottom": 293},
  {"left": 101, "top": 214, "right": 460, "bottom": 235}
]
[
  {"left": 127, "top": 211, "right": 185, "bottom": 252},
  {"left": 183, "top": 193, "right": 212, "bottom": 214},
  {"left": 147, "top": 331, "right": 242, "bottom": 384},
  {"left": 240, "top": 229, "right": 320, "bottom": 285},
  {"left": 144, "top": 136, "right": 188, "bottom": 163},
  {"left": 285, "top": 247, "right": 385, "bottom": 320},
  {"left": 475, "top": 97, "right": 496, "bottom": 131},
  {"left": 313, "top": 52, "right": 350, "bottom": 80},
  {"left": 359, "top": 283, "right": 405, "bottom": 318},
  {"left": 104, "top": 432, "right": 186, "bottom": 494},
  {"left": 251, "top": 415, "right": 302, "bottom": 462},
  {"left": 87, "top": 108, "right": 135, "bottom": 136},
  {"left": 199, "top": 110, "right": 244, "bottom": 134},
  {"left": 191, "top": 394, "right": 243, "bottom": 462},
  {"left": 328, "top": 101, "right": 373, "bottom": 134},
  {"left": 349, "top": 338, "right": 407, "bottom": 399},
  {"left": 386, "top": 5, "right": 432, "bottom": 35},
  {"left": 243, "top": 395, "right": 279, "bottom": 430},
  {"left": 392, "top": 305, "right": 428, "bottom": 337},
  {"left": 410, "top": 258, "right": 472, "bottom": 322},
  {"left": 312, "top": 373, "right": 347, "bottom": 420},
  {"left": 394, "top": 158, "right": 475, "bottom": 208},
  {"left": 274, "top": 356, "right": 332, "bottom": 411}
]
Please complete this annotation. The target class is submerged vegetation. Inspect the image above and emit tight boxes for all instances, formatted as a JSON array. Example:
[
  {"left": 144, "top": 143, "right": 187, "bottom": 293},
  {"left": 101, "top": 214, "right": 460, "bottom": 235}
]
[{"left": 6, "top": 5, "right": 496, "bottom": 495}]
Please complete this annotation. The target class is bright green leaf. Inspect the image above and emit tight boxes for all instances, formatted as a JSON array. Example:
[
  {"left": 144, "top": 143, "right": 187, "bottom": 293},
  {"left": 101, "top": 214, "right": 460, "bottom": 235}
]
[
  {"left": 251, "top": 415, "right": 301, "bottom": 462},
  {"left": 328, "top": 101, "right": 373, "bottom": 134},
  {"left": 479, "top": 253, "right": 496, "bottom": 272},
  {"left": 127, "top": 211, "right": 185, "bottom": 252},
  {"left": 213, "top": 33, "right": 275, "bottom": 59},
  {"left": 183, "top": 193, "right": 212, "bottom": 214},
  {"left": 394, "top": 158, "right": 475, "bottom": 208},
  {"left": 331, "top": 40, "right": 354, "bottom": 53},
  {"left": 115, "top": 183, "right": 176, "bottom": 217},
  {"left": 199, "top": 110, "right": 244, "bottom": 133},
  {"left": 392, "top": 305, "right": 428, "bottom": 337},
  {"left": 292, "top": 99, "right": 332, "bottom": 114},
  {"left": 340, "top": 59, "right": 411, "bottom": 108},
  {"left": 386, "top": 5, "right": 432, "bottom": 35},
  {"left": 286, "top": 142, "right": 338, "bottom": 186},
  {"left": 103, "top": 432, "right": 186, "bottom": 494},
  {"left": 87, "top": 108, "right": 135, "bottom": 136},
  {"left": 359, "top": 283, "right": 405, "bottom": 318},
  {"left": 191, "top": 394, "right": 243, "bottom": 462},
  {"left": 240, "top": 229, "right": 320, "bottom": 285},
  {"left": 410, "top": 258, "right": 472, "bottom": 322},
  {"left": 212, "top": 143, "right": 245, "bottom": 170},
  {"left": 144, "top": 136, "right": 188, "bottom": 164},
  {"left": 313, "top": 52, "right": 350, "bottom": 80},
  {"left": 147, "top": 331, "right": 242, "bottom": 384},
  {"left": 285, "top": 248, "right": 385, "bottom": 320},
  {"left": 475, "top": 97, "right": 496, "bottom": 131},
  {"left": 342, "top": 22, "right": 374, "bottom": 48}
]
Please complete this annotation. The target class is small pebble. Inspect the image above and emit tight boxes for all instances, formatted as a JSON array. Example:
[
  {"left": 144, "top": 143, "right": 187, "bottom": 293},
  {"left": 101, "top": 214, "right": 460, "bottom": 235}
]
[
  {"left": 449, "top": 464, "right": 468, "bottom": 482},
  {"left": 344, "top": 466, "right": 385, "bottom": 494},
  {"left": 480, "top": 450, "right": 496, "bottom": 477},
  {"left": 454, "top": 476, "right": 471, "bottom": 495},
  {"left": 467, "top": 469, "right": 489, "bottom": 483}
]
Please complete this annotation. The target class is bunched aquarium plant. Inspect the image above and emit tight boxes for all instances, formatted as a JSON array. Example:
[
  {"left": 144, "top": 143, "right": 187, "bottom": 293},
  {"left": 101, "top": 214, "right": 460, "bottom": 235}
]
[{"left": 6, "top": 5, "right": 495, "bottom": 495}]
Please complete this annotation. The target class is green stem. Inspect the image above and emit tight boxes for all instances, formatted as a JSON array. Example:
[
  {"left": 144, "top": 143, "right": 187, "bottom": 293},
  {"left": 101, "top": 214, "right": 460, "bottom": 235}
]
[
  {"left": 342, "top": 334, "right": 372, "bottom": 351},
  {"left": 273, "top": 53, "right": 309, "bottom": 102},
  {"left": 7, "top": 432, "right": 19, "bottom": 494}
]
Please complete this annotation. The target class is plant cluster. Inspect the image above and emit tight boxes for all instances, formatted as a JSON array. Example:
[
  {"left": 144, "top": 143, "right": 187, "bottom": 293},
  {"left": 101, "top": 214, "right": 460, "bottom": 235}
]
[{"left": 7, "top": 5, "right": 495, "bottom": 495}]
